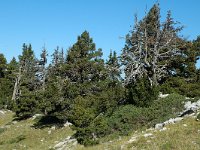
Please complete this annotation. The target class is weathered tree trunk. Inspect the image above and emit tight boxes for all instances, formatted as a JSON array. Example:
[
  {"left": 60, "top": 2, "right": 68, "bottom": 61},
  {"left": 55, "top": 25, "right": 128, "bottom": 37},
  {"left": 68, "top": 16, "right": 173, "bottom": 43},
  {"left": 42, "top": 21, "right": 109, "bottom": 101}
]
[{"left": 12, "top": 66, "right": 22, "bottom": 102}]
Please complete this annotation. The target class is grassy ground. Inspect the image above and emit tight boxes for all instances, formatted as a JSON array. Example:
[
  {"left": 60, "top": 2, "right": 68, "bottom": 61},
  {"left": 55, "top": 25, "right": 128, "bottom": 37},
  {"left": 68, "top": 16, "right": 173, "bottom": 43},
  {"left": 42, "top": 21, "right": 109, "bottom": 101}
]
[
  {"left": 1, "top": 111, "right": 200, "bottom": 150},
  {"left": 0, "top": 111, "right": 74, "bottom": 150}
]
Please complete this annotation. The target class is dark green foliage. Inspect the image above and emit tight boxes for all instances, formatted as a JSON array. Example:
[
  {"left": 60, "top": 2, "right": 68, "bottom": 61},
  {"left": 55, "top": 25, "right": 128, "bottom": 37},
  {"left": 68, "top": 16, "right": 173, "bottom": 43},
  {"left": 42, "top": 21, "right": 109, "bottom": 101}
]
[
  {"left": 0, "top": 78, "right": 13, "bottom": 109},
  {"left": 0, "top": 128, "right": 6, "bottom": 135},
  {"left": 126, "top": 76, "right": 159, "bottom": 107},
  {"left": 0, "top": 53, "right": 7, "bottom": 78},
  {"left": 0, "top": 54, "right": 15, "bottom": 109},
  {"left": 197, "top": 113, "right": 200, "bottom": 120},
  {"left": 15, "top": 92, "right": 40, "bottom": 119},
  {"left": 148, "top": 94, "right": 186, "bottom": 125},
  {"left": 15, "top": 44, "right": 39, "bottom": 118},
  {"left": 108, "top": 105, "right": 146, "bottom": 135},
  {"left": 160, "top": 77, "right": 200, "bottom": 97},
  {"left": 75, "top": 93, "right": 187, "bottom": 145}
]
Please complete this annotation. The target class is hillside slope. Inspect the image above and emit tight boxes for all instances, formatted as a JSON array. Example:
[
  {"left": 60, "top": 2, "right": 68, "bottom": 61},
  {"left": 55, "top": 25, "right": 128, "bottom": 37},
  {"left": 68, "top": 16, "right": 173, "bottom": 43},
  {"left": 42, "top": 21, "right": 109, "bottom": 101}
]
[{"left": 0, "top": 107, "right": 200, "bottom": 150}]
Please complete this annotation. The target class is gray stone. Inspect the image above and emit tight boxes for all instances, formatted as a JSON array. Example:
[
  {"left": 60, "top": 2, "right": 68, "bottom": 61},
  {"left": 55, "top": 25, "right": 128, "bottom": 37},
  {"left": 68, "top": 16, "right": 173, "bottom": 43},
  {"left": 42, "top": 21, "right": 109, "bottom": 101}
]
[
  {"left": 63, "top": 121, "right": 72, "bottom": 127},
  {"left": 143, "top": 133, "right": 153, "bottom": 138},
  {"left": 51, "top": 126, "right": 56, "bottom": 130},
  {"left": 155, "top": 123, "right": 164, "bottom": 130},
  {"left": 159, "top": 93, "right": 169, "bottom": 98},
  {"left": 48, "top": 130, "right": 51, "bottom": 134},
  {"left": 0, "top": 110, "right": 5, "bottom": 115},
  {"left": 12, "top": 121, "right": 17, "bottom": 124},
  {"left": 54, "top": 136, "right": 77, "bottom": 150},
  {"left": 179, "top": 100, "right": 200, "bottom": 117},
  {"left": 163, "top": 117, "right": 183, "bottom": 125},
  {"left": 31, "top": 114, "right": 43, "bottom": 120},
  {"left": 159, "top": 127, "right": 167, "bottom": 131}
]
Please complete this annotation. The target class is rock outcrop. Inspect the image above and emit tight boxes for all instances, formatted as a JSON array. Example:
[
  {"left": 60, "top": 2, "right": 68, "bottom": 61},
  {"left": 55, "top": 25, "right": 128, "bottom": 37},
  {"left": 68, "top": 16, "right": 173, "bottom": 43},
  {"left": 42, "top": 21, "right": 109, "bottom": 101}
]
[{"left": 155, "top": 99, "right": 200, "bottom": 130}]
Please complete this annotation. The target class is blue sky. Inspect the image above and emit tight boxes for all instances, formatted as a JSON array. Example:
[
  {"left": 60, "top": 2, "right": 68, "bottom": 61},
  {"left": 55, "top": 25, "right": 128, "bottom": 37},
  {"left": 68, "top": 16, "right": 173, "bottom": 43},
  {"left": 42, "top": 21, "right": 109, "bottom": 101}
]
[{"left": 0, "top": 0, "right": 200, "bottom": 67}]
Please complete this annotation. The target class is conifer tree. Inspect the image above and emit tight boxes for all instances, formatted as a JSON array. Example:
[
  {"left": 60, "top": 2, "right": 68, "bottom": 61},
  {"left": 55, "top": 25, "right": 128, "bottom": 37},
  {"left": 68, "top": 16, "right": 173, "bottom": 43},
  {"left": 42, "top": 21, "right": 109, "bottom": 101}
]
[
  {"left": 14, "top": 44, "right": 39, "bottom": 118},
  {"left": 122, "top": 4, "right": 182, "bottom": 86}
]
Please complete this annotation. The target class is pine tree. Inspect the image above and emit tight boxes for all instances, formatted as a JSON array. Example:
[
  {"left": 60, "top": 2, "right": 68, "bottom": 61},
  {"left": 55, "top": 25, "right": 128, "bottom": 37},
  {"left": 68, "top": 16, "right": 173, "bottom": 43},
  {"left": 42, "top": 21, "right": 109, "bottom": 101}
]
[
  {"left": 14, "top": 44, "right": 39, "bottom": 118},
  {"left": 0, "top": 53, "right": 7, "bottom": 78},
  {"left": 106, "top": 51, "right": 121, "bottom": 82},
  {"left": 0, "top": 54, "right": 9, "bottom": 108}
]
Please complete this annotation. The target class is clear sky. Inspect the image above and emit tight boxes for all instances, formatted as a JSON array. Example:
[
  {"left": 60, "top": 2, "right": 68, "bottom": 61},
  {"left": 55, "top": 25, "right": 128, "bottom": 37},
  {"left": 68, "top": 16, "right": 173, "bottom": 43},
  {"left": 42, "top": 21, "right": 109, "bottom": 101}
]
[{"left": 0, "top": 0, "right": 200, "bottom": 67}]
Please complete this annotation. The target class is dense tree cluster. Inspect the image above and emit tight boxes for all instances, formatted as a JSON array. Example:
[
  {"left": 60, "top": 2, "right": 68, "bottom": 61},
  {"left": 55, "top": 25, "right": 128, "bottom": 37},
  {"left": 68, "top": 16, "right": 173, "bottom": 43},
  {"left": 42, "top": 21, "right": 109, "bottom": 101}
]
[{"left": 0, "top": 3, "right": 200, "bottom": 146}]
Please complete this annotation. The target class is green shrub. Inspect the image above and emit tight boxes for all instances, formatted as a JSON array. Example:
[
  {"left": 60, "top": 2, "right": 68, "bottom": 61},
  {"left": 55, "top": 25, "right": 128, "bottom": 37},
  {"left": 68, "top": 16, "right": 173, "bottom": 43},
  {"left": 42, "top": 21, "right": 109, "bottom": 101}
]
[
  {"left": 107, "top": 105, "right": 148, "bottom": 135},
  {"left": 73, "top": 93, "right": 189, "bottom": 146},
  {"left": 126, "top": 76, "right": 159, "bottom": 107},
  {"left": 160, "top": 77, "right": 200, "bottom": 97},
  {"left": 0, "top": 128, "right": 6, "bottom": 135},
  {"left": 147, "top": 93, "right": 186, "bottom": 126}
]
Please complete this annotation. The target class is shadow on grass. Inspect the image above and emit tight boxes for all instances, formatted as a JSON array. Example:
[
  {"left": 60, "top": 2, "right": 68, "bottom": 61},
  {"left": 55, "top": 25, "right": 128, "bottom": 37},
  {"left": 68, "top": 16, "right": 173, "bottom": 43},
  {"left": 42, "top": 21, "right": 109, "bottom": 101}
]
[
  {"left": 12, "top": 114, "right": 32, "bottom": 121},
  {"left": 32, "top": 115, "right": 63, "bottom": 129}
]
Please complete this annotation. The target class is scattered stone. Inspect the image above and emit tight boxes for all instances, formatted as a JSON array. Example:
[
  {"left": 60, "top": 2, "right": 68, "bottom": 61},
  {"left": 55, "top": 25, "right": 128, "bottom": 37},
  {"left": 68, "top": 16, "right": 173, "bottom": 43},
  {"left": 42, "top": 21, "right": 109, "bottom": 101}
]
[
  {"left": 54, "top": 136, "right": 77, "bottom": 150},
  {"left": 118, "top": 136, "right": 122, "bottom": 140},
  {"left": 5, "top": 125, "right": 10, "bottom": 129},
  {"left": 160, "top": 127, "right": 167, "bottom": 131},
  {"left": 192, "top": 141, "right": 197, "bottom": 145},
  {"left": 183, "top": 124, "right": 187, "bottom": 127},
  {"left": 155, "top": 117, "right": 183, "bottom": 130},
  {"left": 143, "top": 133, "right": 153, "bottom": 138},
  {"left": 51, "top": 126, "right": 56, "bottom": 130},
  {"left": 159, "top": 93, "right": 169, "bottom": 98},
  {"left": 0, "top": 110, "right": 5, "bottom": 115},
  {"left": 41, "top": 138, "right": 44, "bottom": 142},
  {"left": 128, "top": 136, "right": 137, "bottom": 143},
  {"left": 63, "top": 121, "right": 72, "bottom": 127},
  {"left": 48, "top": 130, "right": 51, "bottom": 134},
  {"left": 31, "top": 114, "right": 43, "bottom": 120},
  {"left": 155, "top": 123, "right": 164, "bottom": 130},
  {"left": 121, "top": 145, "right": 125, "bottom": 149},
  {"left": 146, "top": 128, "right": 154, "bottom": 131},
  {"left": 164, "top": 117, "right": 183, "bottom": 125},
  {"left": 12, "top": 121, "right": 17, "bottom": 124}
]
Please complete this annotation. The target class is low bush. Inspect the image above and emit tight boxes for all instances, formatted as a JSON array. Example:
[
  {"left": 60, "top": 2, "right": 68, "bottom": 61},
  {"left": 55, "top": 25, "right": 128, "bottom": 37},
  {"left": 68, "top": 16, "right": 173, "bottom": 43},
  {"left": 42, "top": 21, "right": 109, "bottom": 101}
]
[{"left": 74, "top": 93, "right": 187, "bottom": 146}]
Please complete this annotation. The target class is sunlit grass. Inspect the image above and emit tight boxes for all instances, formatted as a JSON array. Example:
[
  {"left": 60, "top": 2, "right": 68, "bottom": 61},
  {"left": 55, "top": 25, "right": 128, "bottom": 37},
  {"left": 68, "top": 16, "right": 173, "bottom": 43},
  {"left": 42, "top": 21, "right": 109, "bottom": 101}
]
[{"left": 0, "top": 111, "right": 75, "bottom": 150}]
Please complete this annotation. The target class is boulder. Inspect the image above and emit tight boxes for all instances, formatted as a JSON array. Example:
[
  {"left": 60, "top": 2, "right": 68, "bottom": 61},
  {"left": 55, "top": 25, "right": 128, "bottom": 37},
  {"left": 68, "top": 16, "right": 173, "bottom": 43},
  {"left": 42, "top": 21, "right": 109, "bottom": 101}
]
[{"left": 179, "top": 100, "right": 200, "bottom": 117}]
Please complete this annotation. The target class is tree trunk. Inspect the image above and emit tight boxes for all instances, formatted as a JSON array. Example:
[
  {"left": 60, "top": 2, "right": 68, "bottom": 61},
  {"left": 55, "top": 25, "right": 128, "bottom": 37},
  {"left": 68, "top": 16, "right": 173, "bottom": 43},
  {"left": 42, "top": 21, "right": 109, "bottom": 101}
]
[{"left": 11, "top": 66, "right": 22, "bottom": 102}]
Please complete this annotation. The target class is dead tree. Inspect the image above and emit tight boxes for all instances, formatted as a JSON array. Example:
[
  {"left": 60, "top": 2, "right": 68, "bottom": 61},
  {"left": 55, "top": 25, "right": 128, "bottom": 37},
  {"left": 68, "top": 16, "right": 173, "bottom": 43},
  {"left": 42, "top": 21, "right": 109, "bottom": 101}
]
[
  {"left": 122, "top": 9, "right": 182, "bottom": 86},
  {"left": 12, "top": 60, "right": 25, "bottom": 102}
]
